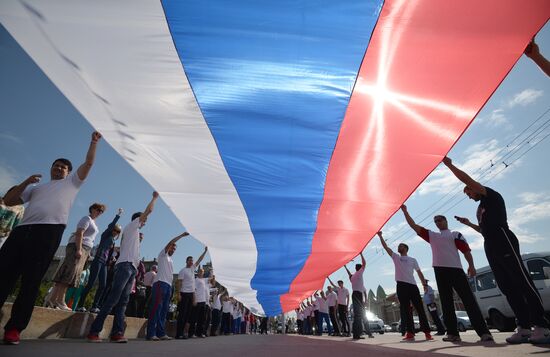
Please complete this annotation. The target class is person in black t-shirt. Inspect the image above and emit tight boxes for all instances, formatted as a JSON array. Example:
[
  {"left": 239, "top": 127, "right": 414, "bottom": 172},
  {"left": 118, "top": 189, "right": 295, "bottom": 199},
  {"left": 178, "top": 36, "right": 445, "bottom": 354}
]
[{"left": 442, "top": 156, "right": 549, "bottom": 345}]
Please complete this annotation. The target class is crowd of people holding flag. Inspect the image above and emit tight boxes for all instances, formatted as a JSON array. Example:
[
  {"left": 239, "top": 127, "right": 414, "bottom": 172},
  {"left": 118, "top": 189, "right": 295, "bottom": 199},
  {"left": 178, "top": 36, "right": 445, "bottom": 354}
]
[{"left": 0, "top": 39, "right": 549, "bottom": 346}]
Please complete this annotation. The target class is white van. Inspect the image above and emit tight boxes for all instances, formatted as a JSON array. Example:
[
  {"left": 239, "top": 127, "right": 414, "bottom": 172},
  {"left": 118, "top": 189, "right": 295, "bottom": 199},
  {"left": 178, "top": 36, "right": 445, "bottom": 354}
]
[{"left": 470, "top": 252, "right": 550, "bottom": 332}]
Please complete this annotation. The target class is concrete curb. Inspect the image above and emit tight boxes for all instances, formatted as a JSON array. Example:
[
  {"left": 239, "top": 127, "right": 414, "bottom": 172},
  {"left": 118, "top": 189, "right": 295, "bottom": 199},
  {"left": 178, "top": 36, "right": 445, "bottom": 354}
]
[{"left": 1, "top": 303, "right": 157, "bottom": 339}]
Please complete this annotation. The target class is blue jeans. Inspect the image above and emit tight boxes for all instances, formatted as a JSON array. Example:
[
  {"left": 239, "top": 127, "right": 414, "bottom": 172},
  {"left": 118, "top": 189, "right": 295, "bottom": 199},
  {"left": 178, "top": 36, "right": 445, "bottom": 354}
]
[
  {"left": 78, "top": 258, "right": 107, "bottom": 309},
  {"left": 90, "top": 262, "right": 136, "bottom": 336},
  {"left": 233, "top": 317, "right": 241, "bottom": 334},
  {"left": 318, "top": 312, "right": 333, "bottom": 335},
  {"left": 146, "top": 281, "right": 171, "bottom": 338}
]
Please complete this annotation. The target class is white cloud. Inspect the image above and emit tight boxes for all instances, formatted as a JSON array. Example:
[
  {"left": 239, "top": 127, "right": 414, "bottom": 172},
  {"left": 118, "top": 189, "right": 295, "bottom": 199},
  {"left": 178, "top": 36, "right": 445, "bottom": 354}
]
[
  {"left": 476, "top": 109, "right": 509, "bottom": 128},
  {"left": 0, "top": 132, "right": 23, "bottom": 145},
  {"left": 0, "top": 163, "right": 20, "bottom": 195},
  {"left": 418, "top": 139, "right": 517, "bottom": 196},
  {"left": 381, "top": 221, "right": 407, "bottom": 237},
  {"left": 507, "top": 89, "right": 544, "bottom": 108},
  {"left": 463, "top": 229, "right": 484, "bottom": 250},
  {"left": 475, "top": 88, "right": 543, "bottom": 128},
  {"left": 506, "top": 191, "right": 550, "bottom": 244}
]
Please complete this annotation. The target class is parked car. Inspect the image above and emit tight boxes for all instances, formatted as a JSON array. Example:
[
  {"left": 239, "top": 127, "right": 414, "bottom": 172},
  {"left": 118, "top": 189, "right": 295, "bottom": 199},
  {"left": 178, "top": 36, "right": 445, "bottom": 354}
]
[
  {"left": 347, "top": 310, "right": 385, "bottom": 334},
  {"left": 470, "top": 252, "right": 550, "bottom": 332},
  {"left": 398, "top": 317, "right": 420, "bottom": 332},
  {"left": 439, "top": 311, "right": 472, "bottom": 332},
  {"left": 389, "top": 322, "right": 400, "bottom": 332},
  {"left": 366, "top": 311, "right": 385, "bottom": 334}
]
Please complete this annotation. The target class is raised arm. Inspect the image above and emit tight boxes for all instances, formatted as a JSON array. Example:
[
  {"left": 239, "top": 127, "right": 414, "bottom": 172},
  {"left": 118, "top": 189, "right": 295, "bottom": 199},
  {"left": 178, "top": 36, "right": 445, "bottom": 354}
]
[
  {"left": 140, "top": 191, "right": 159, "bottom": 223},
  {"left": 377, "top": 231, "right": 393, "bottom": 256},
  {"left": 76, "top": 131, "right": 102, "bottom": 181},
  {"left": 3, "top": 175, "right": 42, "bottom": 206},
  {"left": 442, "top": 157, "right": 486, "bottom": 195},
  {"left": 195, "top": 246, "right": 208, "bottom": 267},
  {"left": 401, "top": 205, "right": 427, "bottom": 236},
  {"left": 344, "top": 265, "right": 352, "bottom": 279},
  {"left": 454, "top": 216, "right": 481, "bottom": 233},
  {"left": 107, "top": 208, "right": 123, "bottom": 229},
  {"left": 164, "top": 232, "right": 189, "bottom": 253},
  {"left": 360, "top": 252, "right": 366, "bottom": 268},
  {"left": 525, "top": 38, "right": 550, "bottom": 77},
  {"left": 327, "top": 277, "right": 337, "bottom": 289}
]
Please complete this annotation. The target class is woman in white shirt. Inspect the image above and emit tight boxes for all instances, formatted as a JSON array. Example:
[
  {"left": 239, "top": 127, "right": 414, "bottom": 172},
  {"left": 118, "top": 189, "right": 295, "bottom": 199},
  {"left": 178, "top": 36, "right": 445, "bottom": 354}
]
[{"left": 48, "top": 203, "right": 105, "bottom": 310}]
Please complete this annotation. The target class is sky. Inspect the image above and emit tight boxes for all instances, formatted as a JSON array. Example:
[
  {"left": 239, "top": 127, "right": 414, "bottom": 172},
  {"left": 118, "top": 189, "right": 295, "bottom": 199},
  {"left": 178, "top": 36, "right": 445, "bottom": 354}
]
[{"left": 1, "top": 21, "right": 549, "bottom": 313}]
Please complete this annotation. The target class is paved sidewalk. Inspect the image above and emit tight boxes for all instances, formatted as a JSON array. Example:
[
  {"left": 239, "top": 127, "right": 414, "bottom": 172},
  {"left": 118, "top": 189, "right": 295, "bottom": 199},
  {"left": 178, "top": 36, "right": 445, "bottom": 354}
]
[
  {"left": 295, "top": 330, "right": 550, "bottom": 357},
  {"left": 2, "top": 331, "right": 549, "bottom": 357},
  {"left": 0, "top": 334, "right": 454, "bottom": 357}
]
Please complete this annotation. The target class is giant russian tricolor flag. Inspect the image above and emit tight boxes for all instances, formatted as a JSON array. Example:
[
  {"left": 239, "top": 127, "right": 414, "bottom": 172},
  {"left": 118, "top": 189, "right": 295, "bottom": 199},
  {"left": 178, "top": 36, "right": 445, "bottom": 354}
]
[{"left": 1, "top": 0, "right": 548, "bottom": 315}]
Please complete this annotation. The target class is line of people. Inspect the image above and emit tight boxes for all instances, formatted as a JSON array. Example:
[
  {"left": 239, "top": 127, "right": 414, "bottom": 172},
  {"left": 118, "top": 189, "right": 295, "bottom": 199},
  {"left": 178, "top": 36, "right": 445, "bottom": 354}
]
[
  {"left": 0, "top": 132, "right": 264, "bottom": 345},
  {"left": 296, "top": 253, "right": 374, "bottom": 340},
  {"left": 294, "top": 155, "right": 549, "bottom": 345}
]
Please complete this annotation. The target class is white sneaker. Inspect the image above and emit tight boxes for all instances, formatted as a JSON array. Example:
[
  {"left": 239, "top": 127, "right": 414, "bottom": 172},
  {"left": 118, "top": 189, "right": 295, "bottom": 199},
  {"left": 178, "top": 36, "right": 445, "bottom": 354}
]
[
  {"left": 90, "top": 307, "right": 100, "bottom": 313},
  {"left": 506, "top": 327, "right": 531, "bottom": 344},
  {"left": 529, "top": 326, "right": 550, "bottom": 345}
]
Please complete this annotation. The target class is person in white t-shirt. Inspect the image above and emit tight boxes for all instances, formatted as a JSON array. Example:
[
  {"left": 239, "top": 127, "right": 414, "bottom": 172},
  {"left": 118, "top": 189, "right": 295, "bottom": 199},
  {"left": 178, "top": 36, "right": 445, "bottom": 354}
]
[
  {"left": 326, "top": 286, "right": 341, "bottom": 336},
  {"left": 0, "top": 131, "right": 102, "bottom": 345},
  {"left": 221, "top": 295, "right": 233, "bottom": 335},
  {"left": 210, "top": 284, "right": 224, "bottom": 336},
  {"left": 378, "top": 231, "right": 433, "bottom": 341},
  {"left": 192, "top": 268, "right": 212, "bottom": 338},
  {"left": 317, "top": 290, "right": 333, "bottom": 336},
  {"left": 295, "top": 308, "right": 303, "bottom": 334},
  {"left": 49, "top": 203, "right": 105, "bottom": 310},
  {"left": 87, "top": 192, "right": 159, "bottom": 343},
  {"left": 146, "top": 232, "right": 189, "bottom": 341},
  {"left": 175, "top": 245, "right": 208, "bottom": 339},
  {"left": 302, "top": 300, "right": 313, "bottom": 335},
  {"left": 344, "top": 252, "right": 371, "bottom": 340},
  {"left": 143, "top": 265, "right": 157, "bottom": 313},
  {"left": 312, "top": 293, "right": 321, "bottom": 335},
  {"left": 327, "top": 277, "right": 350, "bottom": 336},
  {"left": 143, "top": 265, "right": 158, "bottom": 288},
  {"left": 401, "top": 205, "right": 493, "bottom": 343}
]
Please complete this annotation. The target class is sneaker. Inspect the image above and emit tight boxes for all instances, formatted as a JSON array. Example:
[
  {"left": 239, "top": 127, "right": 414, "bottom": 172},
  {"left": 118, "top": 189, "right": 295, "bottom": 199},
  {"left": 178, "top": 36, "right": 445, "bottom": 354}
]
[
  {"left": 506, "top": 328, "right": 531, "bottom": 344},
  {"left": 76, "top": 307, "right": 87, "bottom": 313},
  {"left": 159, "top": 335, "right": 173, "bottom": 341},
  {"left": 87, "top": 333, "right": 101, "bottom": 343},
  {"left": 3, "top": 328, "right": 20, "bottom": 345},
  {"left": 110, "top": 333, "right": 128, "bottom": 343},
  {"left": 147, "top": 336, "right": 160, "bottom": 341},
  {"left": 425, "top": 332, "right": 434, "bottom": 341},
  {"left": 479, "top": 333, "right": 494, "bottom": 342},
  {"left": 529, "top": 326, "right": 550, "bottom": 345},
  {"left": 442, "top": 334, "right": 461, "bottom": 342},
  {"left": 402, "top": 332, "right": 415, "bottom": 341},
  {"left": 90, "top": 308, "right": 100, "bottom": 314}
]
